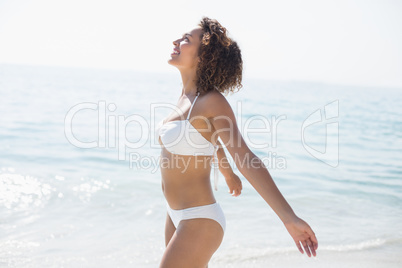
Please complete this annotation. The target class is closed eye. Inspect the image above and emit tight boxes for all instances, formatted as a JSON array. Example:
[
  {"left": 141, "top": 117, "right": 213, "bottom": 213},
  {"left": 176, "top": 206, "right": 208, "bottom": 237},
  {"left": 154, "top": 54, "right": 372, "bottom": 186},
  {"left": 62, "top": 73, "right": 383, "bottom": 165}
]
[{"left": 182, "top": 33, "right": 191, "bottom": 41}]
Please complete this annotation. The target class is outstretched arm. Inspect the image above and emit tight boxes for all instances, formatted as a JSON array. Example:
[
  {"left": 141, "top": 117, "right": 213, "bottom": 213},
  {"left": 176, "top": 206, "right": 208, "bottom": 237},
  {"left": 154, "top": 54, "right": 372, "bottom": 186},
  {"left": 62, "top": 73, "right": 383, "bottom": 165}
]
[
  {"left": 215, "top": 139, "right": 242, "bottom": 196},
  {"left": 208, "top": 94, "right": 318, "bottom": 257}
]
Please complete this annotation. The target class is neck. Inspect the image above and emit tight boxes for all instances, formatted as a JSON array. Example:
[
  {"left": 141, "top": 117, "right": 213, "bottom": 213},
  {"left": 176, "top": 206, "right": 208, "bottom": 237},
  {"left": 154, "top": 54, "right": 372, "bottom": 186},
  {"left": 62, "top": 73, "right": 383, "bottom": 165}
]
[{"left": 178, "top": 68, "right": 199, "bottom": 96}]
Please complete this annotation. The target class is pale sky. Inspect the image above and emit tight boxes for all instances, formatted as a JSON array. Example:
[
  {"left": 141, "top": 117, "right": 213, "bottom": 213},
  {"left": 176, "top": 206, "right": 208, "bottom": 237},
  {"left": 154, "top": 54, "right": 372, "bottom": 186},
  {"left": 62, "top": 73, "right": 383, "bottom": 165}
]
[{"left": 0, "top": 0, "right": 401, "bottom": 88}]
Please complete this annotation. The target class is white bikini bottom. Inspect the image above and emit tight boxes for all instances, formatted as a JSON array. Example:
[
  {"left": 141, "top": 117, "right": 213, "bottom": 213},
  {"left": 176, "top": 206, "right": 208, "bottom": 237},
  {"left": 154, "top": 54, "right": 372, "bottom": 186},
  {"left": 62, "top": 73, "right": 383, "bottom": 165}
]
[{"left": 166, "top": 202, "right": 226, "bottom": 233}]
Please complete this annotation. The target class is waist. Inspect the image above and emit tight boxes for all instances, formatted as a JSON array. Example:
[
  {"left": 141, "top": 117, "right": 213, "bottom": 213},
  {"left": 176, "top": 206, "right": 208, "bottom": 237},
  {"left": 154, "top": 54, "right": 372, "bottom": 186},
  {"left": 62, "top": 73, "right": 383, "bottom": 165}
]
[
  {"left": 160, "top": 149, "right": 217, "bottom": 208},
  {"left": 160, "top": 158, "right": 212, "bottom": 190},
  {"left": 162, "top": 174, "right": 216, "bottom": 210}
]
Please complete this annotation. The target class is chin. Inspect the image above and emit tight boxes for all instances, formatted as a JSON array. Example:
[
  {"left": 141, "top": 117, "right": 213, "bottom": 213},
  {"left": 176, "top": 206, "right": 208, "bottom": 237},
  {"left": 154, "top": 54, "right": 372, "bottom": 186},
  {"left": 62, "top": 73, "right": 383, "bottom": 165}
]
[{"left": 167, "top": 58, "right": 177, "bottom": 67}]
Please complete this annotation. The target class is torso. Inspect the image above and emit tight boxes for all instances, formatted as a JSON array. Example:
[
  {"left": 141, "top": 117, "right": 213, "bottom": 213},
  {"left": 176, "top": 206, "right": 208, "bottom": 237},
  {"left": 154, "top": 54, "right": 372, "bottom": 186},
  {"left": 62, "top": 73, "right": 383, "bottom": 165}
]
[{"left": 158, "top": 91, "right": 218, "bottom": 209}]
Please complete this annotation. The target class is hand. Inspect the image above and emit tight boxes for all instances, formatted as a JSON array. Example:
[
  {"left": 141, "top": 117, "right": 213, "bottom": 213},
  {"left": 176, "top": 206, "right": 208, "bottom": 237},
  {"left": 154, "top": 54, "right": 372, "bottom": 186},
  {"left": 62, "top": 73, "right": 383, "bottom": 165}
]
[
  {"left": 283, "top": 216, "right": 318, "bottom": 257},
  {"left": 225, "top": 173, "right": 242, "bottom": 197}
]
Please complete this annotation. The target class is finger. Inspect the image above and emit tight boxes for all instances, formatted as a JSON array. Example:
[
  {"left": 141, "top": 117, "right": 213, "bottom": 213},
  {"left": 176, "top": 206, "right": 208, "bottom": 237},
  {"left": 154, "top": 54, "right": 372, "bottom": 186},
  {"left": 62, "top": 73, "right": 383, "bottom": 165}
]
[
  {"left": 306, "top": 238, "right": 316, "bottom": 257},
  {"left": 295, "top": 241, "right": 304, "bottom": 254},
  {"left": 301, "top": 241, "right": 311, "bottom": 257},
  {"left": 312, "top": 238, "right": 318, "bottom": 251},
  {"left": 306, "top": 227, "right": 318, "bottom": 248}
]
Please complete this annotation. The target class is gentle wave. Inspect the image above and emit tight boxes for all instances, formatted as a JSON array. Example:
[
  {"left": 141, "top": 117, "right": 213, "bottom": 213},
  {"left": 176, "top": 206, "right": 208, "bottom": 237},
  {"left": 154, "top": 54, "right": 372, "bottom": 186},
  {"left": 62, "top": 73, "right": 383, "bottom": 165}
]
[
  {"left": 214, "top": 237, "right": 402, "bottom": 264},
  {"left": 322, "top": 237, "right": 402, "bottom": 251}
]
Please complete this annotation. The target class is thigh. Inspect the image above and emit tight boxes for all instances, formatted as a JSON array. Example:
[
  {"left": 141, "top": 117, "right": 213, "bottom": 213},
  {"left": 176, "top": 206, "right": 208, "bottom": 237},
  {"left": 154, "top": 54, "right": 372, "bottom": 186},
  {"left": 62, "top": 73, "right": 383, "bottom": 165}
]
[
  {"left": 159, "top": 218, "right": 224, "bottom": 268},
  {"left": 165, "top": 212, "right": 176, "bottom": 247}
]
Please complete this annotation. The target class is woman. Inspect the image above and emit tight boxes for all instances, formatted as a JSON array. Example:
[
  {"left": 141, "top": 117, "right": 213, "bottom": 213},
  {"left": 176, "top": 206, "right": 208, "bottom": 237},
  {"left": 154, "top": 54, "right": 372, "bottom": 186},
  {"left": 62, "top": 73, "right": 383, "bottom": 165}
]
[{"left": 156, "top": 17, "right": 318, "bottom": 267}]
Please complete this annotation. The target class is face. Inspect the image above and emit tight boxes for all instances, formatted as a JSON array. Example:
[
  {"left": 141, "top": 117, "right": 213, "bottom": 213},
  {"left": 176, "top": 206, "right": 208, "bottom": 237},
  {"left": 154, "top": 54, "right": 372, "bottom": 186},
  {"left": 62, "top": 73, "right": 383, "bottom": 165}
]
[{"left": 168, "top": 27, "right": 203, "bottom": 70}]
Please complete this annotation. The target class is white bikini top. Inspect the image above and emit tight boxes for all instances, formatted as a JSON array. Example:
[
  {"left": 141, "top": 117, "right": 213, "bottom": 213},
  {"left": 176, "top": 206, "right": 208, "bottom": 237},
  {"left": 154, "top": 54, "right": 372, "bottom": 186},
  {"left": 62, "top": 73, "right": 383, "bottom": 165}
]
[{"left": 156, "top": 92, "right": 220, "bottom": 190}]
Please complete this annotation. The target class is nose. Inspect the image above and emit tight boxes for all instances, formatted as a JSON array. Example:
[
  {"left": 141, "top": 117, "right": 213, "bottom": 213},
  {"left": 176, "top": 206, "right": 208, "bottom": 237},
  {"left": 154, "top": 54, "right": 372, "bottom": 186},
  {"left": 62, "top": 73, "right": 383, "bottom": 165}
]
[{"left": 172, "top": 38, "right": 180, "bottom": 46}]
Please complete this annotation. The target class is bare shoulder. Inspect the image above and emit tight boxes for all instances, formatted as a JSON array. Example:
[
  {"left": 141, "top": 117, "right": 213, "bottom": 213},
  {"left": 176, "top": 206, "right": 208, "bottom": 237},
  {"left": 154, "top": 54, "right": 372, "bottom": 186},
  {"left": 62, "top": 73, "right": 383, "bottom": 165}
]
[{"left": 201, "top": 90, "right": 234, "bottom": 119}]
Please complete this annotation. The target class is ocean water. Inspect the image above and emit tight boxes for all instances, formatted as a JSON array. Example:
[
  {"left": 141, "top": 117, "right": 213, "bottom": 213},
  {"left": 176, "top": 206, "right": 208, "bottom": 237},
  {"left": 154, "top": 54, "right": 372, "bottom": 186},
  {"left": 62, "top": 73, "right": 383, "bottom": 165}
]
[{"left": 1, "top": 63, "right": 401, "bottom": 267}]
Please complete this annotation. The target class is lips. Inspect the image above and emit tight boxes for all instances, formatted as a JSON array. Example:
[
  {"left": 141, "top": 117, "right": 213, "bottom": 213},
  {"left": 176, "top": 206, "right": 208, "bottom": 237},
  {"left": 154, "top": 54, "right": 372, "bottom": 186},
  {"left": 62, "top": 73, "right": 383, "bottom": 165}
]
[{"left": 172, "top": 48, "right": 180, "bottom": 55}]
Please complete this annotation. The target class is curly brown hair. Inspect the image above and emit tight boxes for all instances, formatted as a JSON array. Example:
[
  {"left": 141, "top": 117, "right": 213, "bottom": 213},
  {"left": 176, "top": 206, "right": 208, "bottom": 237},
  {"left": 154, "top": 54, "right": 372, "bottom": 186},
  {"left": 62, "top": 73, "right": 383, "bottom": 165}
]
[{"left": 196, "top": 17, "right": 243, "bottom": 95}]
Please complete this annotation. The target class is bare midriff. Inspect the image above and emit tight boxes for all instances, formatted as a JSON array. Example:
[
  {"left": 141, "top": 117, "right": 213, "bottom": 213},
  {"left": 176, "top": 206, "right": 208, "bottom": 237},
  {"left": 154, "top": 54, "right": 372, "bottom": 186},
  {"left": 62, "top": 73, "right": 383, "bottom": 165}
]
[{"left": 159, "top": 138, "right": 216, "bottom": 210}]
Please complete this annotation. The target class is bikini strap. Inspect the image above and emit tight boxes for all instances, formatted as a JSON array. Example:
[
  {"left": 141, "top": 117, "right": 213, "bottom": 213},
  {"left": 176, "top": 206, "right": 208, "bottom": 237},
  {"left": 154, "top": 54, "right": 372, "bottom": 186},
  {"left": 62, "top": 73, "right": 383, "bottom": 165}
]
[{"left": 186, "top": 91, "right": 200, "bottom": 120}]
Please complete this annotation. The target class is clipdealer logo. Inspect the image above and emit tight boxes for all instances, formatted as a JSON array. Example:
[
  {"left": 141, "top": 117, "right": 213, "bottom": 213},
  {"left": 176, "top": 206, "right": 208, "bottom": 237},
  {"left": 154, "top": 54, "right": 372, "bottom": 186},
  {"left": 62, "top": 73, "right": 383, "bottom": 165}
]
[
  {"left": 301, "top": 100, "right": 339, "bottom": 167},
  {"left": 63, "top": 99, "right": 339, "bottom": 169}
]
